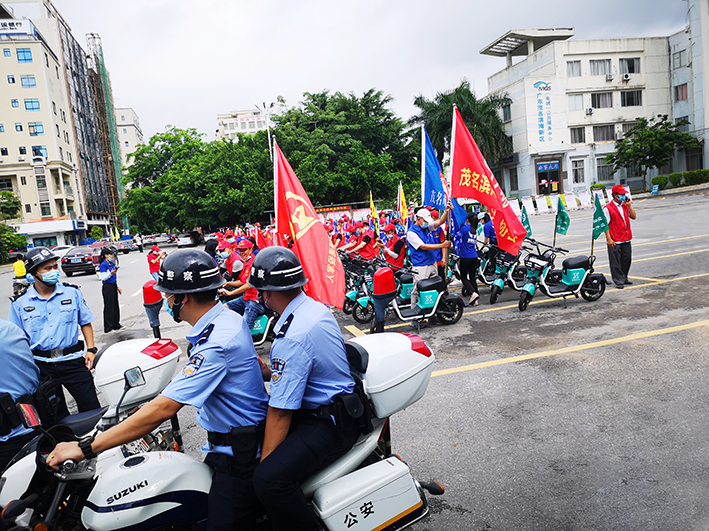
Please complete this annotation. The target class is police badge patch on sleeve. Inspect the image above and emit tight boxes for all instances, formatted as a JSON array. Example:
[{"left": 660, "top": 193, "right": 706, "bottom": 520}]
[
  {"left": 271, "top": 358, "right": 286, "bottom": 383},
  {"left": 182, "top": 353, "right": 205, "bottom": 377}
]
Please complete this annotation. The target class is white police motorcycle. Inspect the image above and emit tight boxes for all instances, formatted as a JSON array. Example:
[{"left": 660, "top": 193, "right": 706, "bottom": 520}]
[{"left": 1, "top": 333, "right": 442, "bottom": 531}]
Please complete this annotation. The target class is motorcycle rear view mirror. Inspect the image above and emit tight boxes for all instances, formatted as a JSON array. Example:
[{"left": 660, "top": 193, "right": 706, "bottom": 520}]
[
  {"left": 124, "top": 367, "right": 146, "bottom": 389},
  {"left": 16, "top": 402, "right": 42, "bottom": 429}
]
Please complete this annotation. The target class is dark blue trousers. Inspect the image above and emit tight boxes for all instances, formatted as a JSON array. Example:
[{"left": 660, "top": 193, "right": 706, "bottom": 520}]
[{"left": 35, "top": 357, "right": 100, "bottom": 414}]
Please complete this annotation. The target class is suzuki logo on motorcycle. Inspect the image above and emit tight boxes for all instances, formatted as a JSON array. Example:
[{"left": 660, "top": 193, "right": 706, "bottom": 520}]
[{"left": 106, "top": 480, "right": 149, "bottom": 505}]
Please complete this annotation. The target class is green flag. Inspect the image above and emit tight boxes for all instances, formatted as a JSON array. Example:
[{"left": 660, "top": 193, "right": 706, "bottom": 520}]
[
  {"left": 555, "top": 197, "right": 570, "bottom": 235},
  {"left": 521, "top": 205, "right": 532, "bottom": 236},
  {"left": 592, "top": 193, "right": 609, "bottom": 239}
]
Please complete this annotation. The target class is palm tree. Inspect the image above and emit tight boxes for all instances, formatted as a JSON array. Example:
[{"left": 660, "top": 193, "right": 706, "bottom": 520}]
[{"left": 409, "top": 79, "right": 512, "bottom": 168}]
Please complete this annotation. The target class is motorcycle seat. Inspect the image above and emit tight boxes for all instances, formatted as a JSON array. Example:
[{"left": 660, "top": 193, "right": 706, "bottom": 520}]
[
  {"left": 397, "top": 273, "right": 414, "bottom": 285},
  {"left": 416, "top": 276, "right": 445, "bottom": 293},
  {"left": 345, "top": 342, "right": 369, "bottom": 374},
  {"left": 562, "top": 256, "right": 590, "bottom": 271},
  {"left": 58, "top": 407, "right": 109, "bottom": 436}
]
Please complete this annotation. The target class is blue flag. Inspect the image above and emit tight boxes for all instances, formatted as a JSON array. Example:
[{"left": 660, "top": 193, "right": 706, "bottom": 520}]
[
  {"left": 449, "top": 199, "right": 468, "bottom": 254},
  {"left": 422, "top": 127, "right": 448, "bottom": 209}
]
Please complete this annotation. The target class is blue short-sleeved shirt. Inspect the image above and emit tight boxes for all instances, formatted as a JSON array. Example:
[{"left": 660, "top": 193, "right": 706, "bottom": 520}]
[
  {"left": 9, "top": 283, "right": 94, "bottom": 361},
  {"left": 483, "top": 220, "right": 497, "bottom": 243},
  {"left": 99, "top": 259, "right": 117, "bottom": 284},
  {"left": 268, "top": 292, "right": 354, "bottom": 411},
  {"left": 0, "top": 319, "right": 40, "bottom": 441},
  {"left": 459, "top": 225, "right": 479, "bottom": 259},
  {"left": 161, "top": 303, "right": 268, "bottom": 455}
]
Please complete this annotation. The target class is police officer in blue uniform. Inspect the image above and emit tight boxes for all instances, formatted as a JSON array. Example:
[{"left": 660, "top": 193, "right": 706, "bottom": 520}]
[
  {"left": 0, "top": 319, "right": 40, "bottom": 471},
  {"left": 249, "top": 246, "right": 362, "bottom": 531},
  {"left": 47, "top": 250, "right": 270, "bottom": 531},
  {"left": 9, "top": 247, "right": 100, "bottom": 415}
]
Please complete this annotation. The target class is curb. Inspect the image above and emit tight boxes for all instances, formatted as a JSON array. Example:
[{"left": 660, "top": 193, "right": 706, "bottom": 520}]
[{"left": 632, "top": 182, "right": 709, "bottom": 199}]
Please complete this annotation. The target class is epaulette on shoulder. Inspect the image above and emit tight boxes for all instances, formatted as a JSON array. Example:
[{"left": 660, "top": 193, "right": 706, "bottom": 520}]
[{"left": 62, "top": 282, "right": 81, "bottom": 290}]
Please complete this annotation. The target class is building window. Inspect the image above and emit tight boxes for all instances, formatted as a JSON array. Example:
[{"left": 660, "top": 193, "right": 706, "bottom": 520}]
[
  {"left": 16, "top": 48, "right": 32, "bottom": 63},
  {"left": 570, "top": 127, "right": 586, "bottom": 144},
  {"left": 0, "top": 124, "right": 3, "bottom": 132},
  {"left": 567, "top": 60, "right": 581, "bottom": 77},
  {"left": 0, "top": 178, "right": 11, "bottom": 190},
  {"left": 20, "top": 75, "right": 36, "bottom": 88},
  {"left": 11, "top": 99, "right": 19, "bottom": 108},
  {"left": 123, "top": 128, "right": 127, "bottom": 134},
  {"left": 591, "top": 92, "right": 613, "bottom": 109},
  {"left": 24, "top": 99, "right": 40, "bottom": 111},
  {"left": 240, "top": 122, "right": 246, "bottom": 129},
  {"left": 121, "top": 115, "right": 125, "bottom": 121},
  {"left": 508, "top": 167, "right": 518, "bottom": 190},
  {"left": 68, "top": 152, "right": 72, "bottom": 163},
  {"left": 249, "top": 122, "right": 255, "bottom": 129},
  {"left": 673, "top": 49, "right": 688, "bottom": 69},
  {"left": 59, "top": 147, "right": 63, "bottom": 160},
  {"left": 0, "top": 148, "right": 7, "bottom": 156},
  {"left": 620, "top": 90, "right": 642, "bottom": 107},
  {"left": 597, "top": 157, "right": 614, "bottom": 181},
  {"left": 55, "top": 66, "right": 59, "bottom": 79},
  {"left": 572, "top": 160, "right": 585, "bottom": 184},
  {"left": 567, "top": 94, "right": 583, "bottom": 111},
  {"left": 675, "top": 116, "right": 689, "bottom": 132},
  {"left": 593, "top": 125, "right": 615, "bottom": 142},
  {"left": 32, "top": 145, "right": 47, "bottom": 158},
  {"left": 619, "top": 58, "right": 640, "bottom": 74},
  {"left": 15, "top": 123, "right": 22, "bottom": 132},
  {"left": 228, "top": 122, "right": 235, "bottom": 130},
  {"left": 19, "top": 146, "right": 26, "bottom": 155},
  {"left": 61, "top": 110, "right": 65, "bottom": 122},
  {"left": 590, "top": 59, "right": 611, "bottom": 76},
  {"left": 125, "top": 141, "right": 129, "bottom": 147},
  {"left": 25, "top": 204, "right": 31, "bottom": 213},
  {"left": 52, "top": 101, "right": 56, "bottom": 115},
  {"left": 56, "top": 124, "right": 60, "bottom": 136},
  {"left": 675, "top": 83, "right": 688, "bottom": 101},
  {"left": 28, "top": 122, "right": 43, "bottom": 136},
  {"left": 7, "top": 75, "right": 15, "bottom": 84},
  {"left": 502, "top": 104, "right": 511, "bottom": 123},
  {"left": 621, "top": 122, "right": 637, "bottom": 136},
  {"left": 3, "top": 49, "right": 10, "bottom": 57},
  {"left": 20, "top": 175, "right": 26, "bottom": 185},
  {"left": 40, "top": 202, "right": 51, "bottom": 217}
]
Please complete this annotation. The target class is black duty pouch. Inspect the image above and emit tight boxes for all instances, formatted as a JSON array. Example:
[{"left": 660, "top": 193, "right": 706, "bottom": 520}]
[
  {"left": 0, "top": 392, "right": 19, "bottom": 436},
  {"left": 333, "top": 392, "right": 365, "bottom": 434},
  {"left": 34, "top": 377, "right": 66, "bottom": 428},
  {"left": 229, "top": 425, "right": 258, "bottom": 467}
]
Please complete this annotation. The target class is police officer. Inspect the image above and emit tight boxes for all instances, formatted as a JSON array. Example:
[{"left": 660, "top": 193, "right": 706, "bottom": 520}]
[
  {"left": 9, "top": 247, "right": 100, "bottom": 415},
  {"left": 98, "top": 246, "right": 123, "bottom": 333},
  {"left": 0, "top": 319, "right": 40, "bottom": 471},
  {"left": 47, "top": 250, "right": 270, "bottom": 531},
  {"left": 249, "top": 246, "right": 361, "bottom": 531}
]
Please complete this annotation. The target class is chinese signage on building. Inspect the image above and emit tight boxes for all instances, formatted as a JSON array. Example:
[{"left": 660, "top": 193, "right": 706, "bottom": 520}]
[{"left": 526, "top": 77, "right": 564, "bottom": 151}]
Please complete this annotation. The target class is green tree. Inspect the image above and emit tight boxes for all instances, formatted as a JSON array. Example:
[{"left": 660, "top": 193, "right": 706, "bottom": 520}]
[
  {"left": 409, "top": 79, "right": 512, "bottom": 167},
  {"left": 273, "top": 89, "right": 419, "bottom": 205},
  {"left": 0, "top": 224, "right": 27, "bottom": 263},
  {"left": 0, "top": 191, "right": 21, "bottom": 221},
  {"left": 90, "top": 226, "right": 104, "bottom": 240},
  {"left": 605, "top": 115, "right": 701, "bottom": 183}
]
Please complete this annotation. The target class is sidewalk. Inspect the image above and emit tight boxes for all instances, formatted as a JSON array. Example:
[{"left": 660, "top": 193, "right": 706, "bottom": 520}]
[{"left": 632, "top": 181, "right": 709, "bottom": 199}]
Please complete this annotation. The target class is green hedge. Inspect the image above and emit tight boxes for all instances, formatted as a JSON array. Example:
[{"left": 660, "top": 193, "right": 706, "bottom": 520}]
[
  {"left": 590, "top": 183, "right": 606, "bottom": 191},
  {"left": 668, "top": 172, "right": 683, "bottom": 187},
  {"left": 651, "top": 175, "right": 668, "bottom": 190}
]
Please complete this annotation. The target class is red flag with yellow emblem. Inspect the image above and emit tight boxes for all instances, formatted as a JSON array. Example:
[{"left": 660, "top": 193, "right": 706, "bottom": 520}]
[
  {"left": 274, "top": 141, "right": 345, "bottom": 308},
  {"left": 450, "top": 108, "right": 527, "bottom": 256}
]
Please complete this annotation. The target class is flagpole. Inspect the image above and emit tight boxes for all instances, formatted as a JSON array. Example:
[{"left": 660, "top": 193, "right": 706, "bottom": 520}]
[
  {"left": 553, "top": 209, "right": 558, "bottom": 247},
  {"left": 273, "top": 139, "right": 279, "bottom": 228},
  {"left": 443, "top": 107, "right": 459, "bottom": 283},
  {"left": 420, "top": 125, "right": 425, "bottom": 206}
]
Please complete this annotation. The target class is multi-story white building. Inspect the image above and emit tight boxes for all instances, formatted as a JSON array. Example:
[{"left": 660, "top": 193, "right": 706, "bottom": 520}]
[
  {"left": 216, "top": 109, "right": 268, "bottom": 140},
  {"left": 115, "top": 107, "right": 143, "bottom": 170},
  {"left": 482, "top": 29, "right": 673, "bottom": 196}
]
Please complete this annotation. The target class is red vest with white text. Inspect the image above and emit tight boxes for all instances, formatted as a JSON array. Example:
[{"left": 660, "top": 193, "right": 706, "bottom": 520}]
[{"left": 604, "top": 201, "right": 633, "bottom": 242}]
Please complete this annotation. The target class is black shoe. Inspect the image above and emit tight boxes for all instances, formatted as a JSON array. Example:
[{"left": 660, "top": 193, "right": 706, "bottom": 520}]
[
  {"left": 615, "top": 284, "right": 624, "bottom": 289},
  {"left": 624, "top": 280, "right": 633, "bottom": 285}
]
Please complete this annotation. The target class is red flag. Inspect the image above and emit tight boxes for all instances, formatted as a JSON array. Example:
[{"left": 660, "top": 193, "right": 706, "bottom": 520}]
[
  {"left": 255, "top": 228, "right": 268, "bottom": 249},
  {"left": 274, "top": 141, "right": 345, "bottom": 308},
  {"left": 450, "top": 108, "right": 527, "bottom": 255}
]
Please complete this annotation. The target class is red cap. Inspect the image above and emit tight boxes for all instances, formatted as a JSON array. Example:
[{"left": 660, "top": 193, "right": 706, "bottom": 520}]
[
  {"left": 384, "top": 223, "right": 396, "bottom": 232},
  {"left": 151, "top": 245, "right": 160, "bottom": 252},
  {"left": 612, "top": 184, "right": 626, "bottom": 195},
  {"left": 236, "top": 239, "right": 253, "bottom": 250},
  {"left": 353, "top": 222, "right": 364, "bottom": 229},
  {"left": 217, "top": 240, "right": 232, "bottom": 250},
  {"left": 431, "top": 210, "right": 440, "bottom": 219},
  {"left": 224, "top": 229, "right": 235, "bottom": 237}
]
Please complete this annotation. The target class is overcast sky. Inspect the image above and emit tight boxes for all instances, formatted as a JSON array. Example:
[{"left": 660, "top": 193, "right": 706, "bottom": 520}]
[{"left": 51, "top": 0, "right": 688, "bottom": 141}]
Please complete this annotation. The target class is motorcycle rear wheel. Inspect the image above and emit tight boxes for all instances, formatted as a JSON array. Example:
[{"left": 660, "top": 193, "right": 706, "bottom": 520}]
[
  {"left": 581, "top": 276, "right": 606, "bottom": 302},
  {"left": 436, "top": 297, "right": 464, "bottom": 325},
  {"left": 519, "top": 291, "right": 533, "bottom": 312},
  {"left": 490, "top": 285, "right": 501, "bottom": 304},
  {"left": 352, "top": 302, "right": 374, "bottom": 324}
]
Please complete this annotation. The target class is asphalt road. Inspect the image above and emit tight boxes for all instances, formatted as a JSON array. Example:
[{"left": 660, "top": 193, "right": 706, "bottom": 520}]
[{"left": 1, "top": 189, "right": 708, "bottom": 530}]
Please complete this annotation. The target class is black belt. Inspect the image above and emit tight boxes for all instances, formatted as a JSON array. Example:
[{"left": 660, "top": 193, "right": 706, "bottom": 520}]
[
  {"left": 207, "top": 430, "right": 233, "bottom": 447},
  {"left": 33, "top": 341, "right": 84, "bottom": 359}
]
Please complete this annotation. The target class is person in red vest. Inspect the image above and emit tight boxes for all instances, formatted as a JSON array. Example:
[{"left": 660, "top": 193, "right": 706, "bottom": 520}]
[
  {"left": 377, "top": 223, "right": 406, "bottom": 269},
  {"left": 219, "top": 240, "right": 264, "bottom": 331},
  {"left": 342, "top": 222, "right": 378, "bottom": 260},
  {"left": 604, "top": 184, "right": 637, "bottom": 289}
]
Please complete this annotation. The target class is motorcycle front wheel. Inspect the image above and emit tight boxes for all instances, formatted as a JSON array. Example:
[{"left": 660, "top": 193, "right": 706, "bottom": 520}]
[
  {"left": 519, "top": 291, "right": 533, "bottom": 312},
  {"left": 342, "top": 298, "right": 354, "bottom": 315},
  {"left": 490, "top": 285, "right": 501, "bottom": 304},
  {"left": 436, "top": 297, "right": 464, "bottom": 325},
  {"left": 352, "top": 302, "right": 374, "bottom": 324},
  {"left": 581, "top": 276, "right": 606, "bottom": 302}
]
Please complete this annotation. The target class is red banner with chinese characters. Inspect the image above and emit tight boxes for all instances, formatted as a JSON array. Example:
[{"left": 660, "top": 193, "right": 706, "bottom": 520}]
[
  {"left": 274, "top": 142, "right": 345, "bottom": 308},
  {"left": 450, "top": 108, "right": 527, "bottom": 256}
]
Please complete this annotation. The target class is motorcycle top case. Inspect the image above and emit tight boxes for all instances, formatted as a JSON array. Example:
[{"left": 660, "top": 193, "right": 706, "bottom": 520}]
[
  {"left": 94, "top": 339, "right": 181, "bottom": 409},
  {"left": 82, "top": 451, "right": 212, "bottom": 531},
  {"left": 312, "top": 457, "right": 426, "bottom": 531},
  {"left": 347, "top": 333, "right": 434, "bottom": 418}
]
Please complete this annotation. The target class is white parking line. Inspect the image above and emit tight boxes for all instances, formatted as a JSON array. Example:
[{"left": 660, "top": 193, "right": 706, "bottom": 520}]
[
  {"left": 131, "top": 288, "right": 142, "bottom": 297},
  {"left": 129, "top": 259, "right": 139, "bottom": 264}
]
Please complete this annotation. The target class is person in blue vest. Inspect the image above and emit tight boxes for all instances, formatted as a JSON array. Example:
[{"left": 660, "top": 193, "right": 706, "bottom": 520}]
[
  {"left": 98, "top": 246, "right": 123, "bottom": 333},
  {"left": 459, "top": 213, "right": 481, "bottom": 306},
  {"left": 0, "top": 319, "right": 40, "bottom": 471},
  {"left": 406, "top": 205, "right": 452, "bottom": 311},
  {"left": 9, "top": 247, "right": 100, "bottom": 416}
]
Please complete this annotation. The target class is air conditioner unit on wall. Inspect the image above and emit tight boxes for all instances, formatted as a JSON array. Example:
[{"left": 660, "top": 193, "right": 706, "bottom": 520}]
[
  {"left": 606, "top": 74, "right": 614, "bottom": 82},
  {"left": 622, "top": 73, "right": 631, "bottom": 82},
  {"left": 586, "top": 108, "right": 594, "bottom": 115},
  {"left": 18, "top": 155, "right": 25, "bottom": 162}
]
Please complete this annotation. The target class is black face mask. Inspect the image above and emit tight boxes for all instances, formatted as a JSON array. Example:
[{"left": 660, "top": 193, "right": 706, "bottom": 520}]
[{"left": 258, "top": 290, "right": 270, "bottom": 310}]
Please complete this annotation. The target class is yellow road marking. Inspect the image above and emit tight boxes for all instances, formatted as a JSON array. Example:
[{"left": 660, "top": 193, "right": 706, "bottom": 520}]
[
  {"left": 431, "top": 319, "right": 709, "bottom": 377},
  {"left": 634, "top": 233, "right": 709, "bottom": 247},
  {"left": 594, "top": 248, "right": 709, "bottom": 270},
  {"left": 627, "top": 275, "right": 662, "bottom": 282},
  {"left": 345, "top": 325, "right": 366, "bottom": 337}
]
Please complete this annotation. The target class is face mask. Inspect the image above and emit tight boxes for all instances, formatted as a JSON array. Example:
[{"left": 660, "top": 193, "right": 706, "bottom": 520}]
[
  {"left": 227, "top": 237, "right": 235, "bottom": 244},
  {"left": 26, "top": 273, "right": 34, "bottom": 283},
  {"left": 258, "top": 290, "right": 270, "bottom": 310},
  {"left": 163, "top": 295, "right": 184, "bottom": 323},
  {"left": 421, "top": 222, "right": 429, "bottom": 230},
  {"left": 106, "top": 257, "right": 114, "bottom": 264},
  {"left": 39, "top": 270, "right": 60, "bottom": 285},
  {"left": 219, "top": 251, "right": 230, "bottom": 259},
  {"left": 617, "top": 194, "right": 626, "bottom": 202}
]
